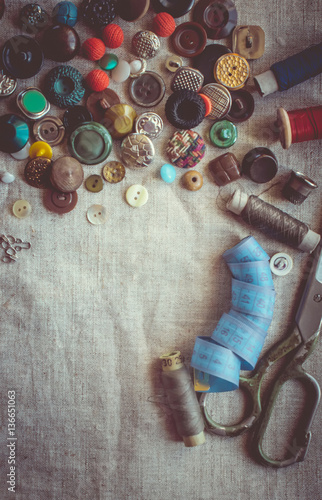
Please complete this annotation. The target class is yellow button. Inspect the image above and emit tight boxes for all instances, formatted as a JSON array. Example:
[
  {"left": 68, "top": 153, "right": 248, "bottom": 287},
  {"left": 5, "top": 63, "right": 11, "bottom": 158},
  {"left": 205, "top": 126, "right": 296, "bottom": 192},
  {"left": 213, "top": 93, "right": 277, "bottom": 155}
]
[
  {"left": 12, "top": 199, "right": 32, "bottom": 219},
  {"left": 85, "top": 174, "right": 104, "bottom": 192},
  {"left": 214, "top": 53, "right": 250, "bottom": 90},
  {"left": 125, "top": 184, "right": 148, "bottom": 207},
  {"left": 29, "top": 141, "right": 53, "bottom": 159}
]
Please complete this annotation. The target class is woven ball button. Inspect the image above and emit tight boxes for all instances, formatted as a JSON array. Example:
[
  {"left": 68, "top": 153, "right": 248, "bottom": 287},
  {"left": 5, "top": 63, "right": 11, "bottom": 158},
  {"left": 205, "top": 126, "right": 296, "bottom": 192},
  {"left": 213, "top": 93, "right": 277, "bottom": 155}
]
[
  {"left": 53, "top": 1, "right": 78, "bottom": 27},
  {"left": 29, "top": 141, "right": 53, "bottom": 159},
  {"left": 214, "top": 53, "right": 250, "bottom": 90},
  {"left": 182, "top": 170, "right": 203, "bottom": 191},
  {"left": 13, "top": 200, "right": 32, "bottom": 219},
  {"left": 227, "top": 89, "right": 254, "bottom": 123},
  {"left": 126, "top": 185, "right": 148, "bottom": 207},
  {"left": 209, "top": 120, "right": 237, "bottom": 148},
  {"left": 208, "top": 152, "right": 241, "bottom": 186},
  {"left": 45, "top": 189, "right": 78, "bottom": 214},
  {"left": 193, "top": 0, "right": 237, "bottom": 40},
  {"left": 87, "top": 205, "right": 108, "bottom": 225},
  {"left": 42, "top": 24, "right": 80, "bottom": 62},
  {"left": 129, "top": 72, "right": 165, "bottom": 107},
  {"left": 160, "top": 164, "right": 176, "bottom": 183},
  {"left": 102, "top": 161, "right": 126, "bottom": 183},
  {"left": 242, "top": 147, "right": 278, "bottom": 184},
  {"left": 33, "top": 116, "right": 65, "bottom": 146},
  {"left": 151, "top": 0, "right": 195, "bottom": 18},
  {"left": 24, "top": 157, "right": 52, "bottom": 188},
  {"left": 100, "top": 53, "right": 118, "bottom": 71},
  {"left": 171, "top": 22, "right": 207, "bottom": 57},
  {"left": 85, "top": 174, "right": 104, "bottom": 192},
  {"left": 132, "top": 31, "right": 160, "bottom": 59}
]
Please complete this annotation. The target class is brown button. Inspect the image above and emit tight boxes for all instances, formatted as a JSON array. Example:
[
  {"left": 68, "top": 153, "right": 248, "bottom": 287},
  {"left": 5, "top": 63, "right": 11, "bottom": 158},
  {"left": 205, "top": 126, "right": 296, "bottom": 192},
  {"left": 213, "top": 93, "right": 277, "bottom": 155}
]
[
  {"left": 193, "top": 0, "right": 237, "bottom": 40},
  {"left": 86, "top": 89, "right": 120, "bottom": 122},
  {"left": 117, "top": 0, "right": 150, "bottom": 21},
  {"left": 24, "top": 157, "right": 52, "bottom": 189},
  {"left": 227, "top": 89, "right": 254, "bottom": 123},
  {"left": 42, "top": 24, "right": 80, "bottom": 62},
  {"left": 242, "top": 147, "right": 278, "bottom": 184},
  {"left": 44, "top": 190, "right": 78, "bottom": 214},
  {"left": 50, "top": 156, "right": 84, "bottom": 192},
  {"left": 182, "top": 170, "right": 203, "bottom": 191},
  {"left": 208, "top": 152, "right": 241, "bottom": 186},
  {"left": 171, "top": 22, "right": 207, "bottom": 57}
]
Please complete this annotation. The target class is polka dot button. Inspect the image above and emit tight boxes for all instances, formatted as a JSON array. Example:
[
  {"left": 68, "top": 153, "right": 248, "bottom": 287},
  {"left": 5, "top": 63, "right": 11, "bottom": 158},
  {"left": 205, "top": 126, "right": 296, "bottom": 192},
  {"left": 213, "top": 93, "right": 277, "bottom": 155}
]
[
  {"left": 12, "top": 200, "right": 32, "bottom": 218},
  {"left": 85, "top": 174, "right": 104, "bottom": 192},
  {"left": 126, "top": 185, "right": 148, "bottom": 207},
  {"left": 102, "top": 161, "right": 126, "bottom": 183},
  {"left": 87, "top": 205, "right": 108, "bottom": 225}
]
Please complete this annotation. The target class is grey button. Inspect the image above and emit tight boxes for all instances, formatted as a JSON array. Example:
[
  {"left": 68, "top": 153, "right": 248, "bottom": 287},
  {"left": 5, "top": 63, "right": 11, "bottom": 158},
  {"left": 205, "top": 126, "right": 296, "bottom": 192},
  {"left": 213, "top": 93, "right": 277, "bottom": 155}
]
[
  {"left": 129, "top": 71, "right": 165, "bottom": 107},
  {"left": 135, "top": 112, "right": 163, "bottom": 138},
  {"left": 33, "top": 116, "right": 65, "bottom": 146}
]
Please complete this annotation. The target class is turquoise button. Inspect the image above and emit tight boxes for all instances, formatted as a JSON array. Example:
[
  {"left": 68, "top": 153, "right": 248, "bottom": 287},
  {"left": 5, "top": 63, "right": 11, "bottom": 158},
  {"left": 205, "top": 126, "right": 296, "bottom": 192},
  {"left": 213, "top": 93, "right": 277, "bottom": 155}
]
[
  {"left": 160, "top": 163, "right": 176, "bottom": 183},
  {"left": 209, "top": 120, "right": 237, "bottom": 148},
  {"left": 99, "top": 53, "right": 118, "bottom": 71}
]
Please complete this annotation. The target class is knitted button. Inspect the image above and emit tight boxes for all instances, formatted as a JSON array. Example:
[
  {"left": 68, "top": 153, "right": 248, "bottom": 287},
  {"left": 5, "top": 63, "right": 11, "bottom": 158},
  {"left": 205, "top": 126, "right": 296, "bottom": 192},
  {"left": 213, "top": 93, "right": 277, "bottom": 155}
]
[
  {"left": 87, "top": 205, "right": 108, "bottom": 224},
  {"left": 171, "top": 67, "right": 204, "bottom": 92},
  {"left": 126, "top": 185, "right": 148, "bottom": 207},
  {"left": 129, "top": 71, "right": 165, "bottom": 107},
  {"left": 182, "top": 170, "right": 203, "bottom": 190},
  {"left": 132, "top": 31, "right": 160, "bottom": 59},
  {"left": 80, "top": 0, "right": 116, "bottom": 29},
  {"left": 0, "top": 114, "right": 30, "bottom": 154},
  {"left": 50, "top": 156, "right": 84, "bottom": 192},
  {"left": 86, "top": 89, "right": 120, "bottom": 122},
  {"left": 165, "top": 55, "right": 183, "bottom": 72},
  {"left": 193, "top": 44, "right": 231, "bottom": 85},
  {"left": 33, "top": 116, "right": 65, "bottom": 146},
  {"left": 201, "top": 83, "right": 232, "bottom": 120},
  {"left": 214, "top": 53, "right": 250, "bottom": 90},
  {"left": 99, "top": 53, "right": 118, "bottom": 70},
  {"left": 117, "top": 0, "right": 150, "bottom": 21},
  {"left": 171, "top": 22, "right": 207, "bottom": 57},
  {"left": 209, "top": 120, "right": 237, "bottom": 148},
  {"left": 242, "top": 147, "right": 278, "bottom": 184},
  {"left": 121, "top": 133, "right": 155, "bottom": 168},
  {"left": 85, "top": 174, "right": 104, "bottom": 192},
  {"left": 44, "top": 65, "right": 85, "bottom": 109},
  {"left": 282, "top": 171, "right": 318, "bottom": 205},
  {"left": 160, "top": 163, "right": 176, "bottom": 183},
  {"left": 42, "top": 24, "right": 80, "bottom": 62},
  {"left": 227, "top": 89, "right": 254, "bottom": 122},
  {"left": 101, "top": 103, "right": 137, "bottom": 139},
  {"left": 13, "top": 200, "right": 32, "bottom": 219},
  {"left": 16, "top": 88, "right": 50, "bottom": 120},
  {"left": 29, "top": 141, "right": 53, "bottom": 159},
  {"left": 232, "top": 26, "right": 265, "bottom": 60},
  {"left": 63, "top": 106, "right": 93, "bottom": 133},
  {"left": 193, "top": 0, "right": 237, "bottom": 40},
  {"left": 19, "top": 3, "right": 49, "bottom": 34},
  {"left": 68, "top": 122, "right": 112, "bottom": 165},
  {"left": 0, "top": 70, "right": 17, "bottom": 97},
  {"left": 24, "top": 157, "right": 52, "bottom": 189},
  {"left": 166, "top": 130, "right": 206, "bottom": 168},
  {"left": 165, "top": 90, "right": 206, "bottom": 129},
  {"left": 45, "top": 190, "right": 78, "bottom": 214},
  {"left": 151, "top": 0, "right": 195, "bottom": 18},
  {"left": 102, "top": 161, "right": 126, "bottom": 183},
  {"left": 135, "top": 112, "right": 163, "bottom": 138},
  {"left": 2, "top": 35, "right": 44, "bottom": 79},
  {"left": 52, "top": 1, "right": 78, "bottom": 27},
  {"left": 208, "top": 152, "right": 241, "bottom": 186}
]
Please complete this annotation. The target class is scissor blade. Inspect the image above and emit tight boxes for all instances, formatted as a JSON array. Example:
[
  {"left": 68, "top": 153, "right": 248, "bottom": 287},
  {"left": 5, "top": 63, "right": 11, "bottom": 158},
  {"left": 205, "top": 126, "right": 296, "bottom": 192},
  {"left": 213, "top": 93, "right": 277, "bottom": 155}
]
[{"left": 295, "top": 240, "right": 322, "bottom": 342}]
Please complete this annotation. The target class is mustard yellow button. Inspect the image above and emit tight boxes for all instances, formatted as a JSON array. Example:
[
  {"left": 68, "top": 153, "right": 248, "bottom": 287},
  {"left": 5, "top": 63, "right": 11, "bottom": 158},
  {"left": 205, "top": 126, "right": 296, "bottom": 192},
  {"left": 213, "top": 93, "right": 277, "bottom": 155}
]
[
  {"left": 125, "top": 184, "right": 148, "bottom": 207},
  {"left": 29, "top": 141, "right": 53, "bottom": 159},
  {"left": 12, "top": 199, "right": 32, "bottom": 218},
  {"left": 85, "top": 174, "right": 104, "bottom": 192},
  {"left": 214, "top": 53, "right": 250, "bottom": 90}
]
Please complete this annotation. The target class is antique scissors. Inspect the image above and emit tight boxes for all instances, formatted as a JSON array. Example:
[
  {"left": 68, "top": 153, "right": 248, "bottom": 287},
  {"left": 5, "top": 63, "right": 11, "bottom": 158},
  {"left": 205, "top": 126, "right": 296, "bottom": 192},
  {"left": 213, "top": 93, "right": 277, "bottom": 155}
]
[{"left": 199, "top": 239, "right": 322, "bottom": 467}]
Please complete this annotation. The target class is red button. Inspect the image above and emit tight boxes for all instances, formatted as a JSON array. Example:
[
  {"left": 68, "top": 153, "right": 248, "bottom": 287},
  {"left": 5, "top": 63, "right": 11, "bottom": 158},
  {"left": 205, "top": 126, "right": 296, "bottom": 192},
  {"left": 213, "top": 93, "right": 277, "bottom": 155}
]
[{"left": 171, "top": 22, "right": 207, "bottom": 57}]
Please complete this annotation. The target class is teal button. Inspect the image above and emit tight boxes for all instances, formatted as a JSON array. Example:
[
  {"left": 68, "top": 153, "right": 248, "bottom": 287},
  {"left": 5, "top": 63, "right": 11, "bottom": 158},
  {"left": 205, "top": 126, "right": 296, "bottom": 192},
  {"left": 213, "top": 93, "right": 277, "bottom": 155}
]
[
  {"left": 68, "top": 122, "right": 112, "bottom": 165},
  {"left": 209, "top": 120, "right": 237, "bottom": 148},
  {"left": 22, "top": 89, "right": 47, "bottom": 113},
  {"left": 99, "top": 53, "right": 118, "bottom": 71}
]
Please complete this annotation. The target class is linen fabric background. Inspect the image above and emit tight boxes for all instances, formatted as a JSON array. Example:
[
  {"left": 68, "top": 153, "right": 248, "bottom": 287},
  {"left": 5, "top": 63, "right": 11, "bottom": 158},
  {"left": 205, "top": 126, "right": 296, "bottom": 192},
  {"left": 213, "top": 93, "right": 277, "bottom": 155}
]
[{"left": 0, "top": 1, "right": 321, "bottom": 499}]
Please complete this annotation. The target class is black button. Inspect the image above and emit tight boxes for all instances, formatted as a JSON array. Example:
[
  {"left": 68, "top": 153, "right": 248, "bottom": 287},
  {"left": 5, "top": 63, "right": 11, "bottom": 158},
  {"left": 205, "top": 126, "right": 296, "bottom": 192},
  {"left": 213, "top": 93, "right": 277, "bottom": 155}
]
[
  {"left": 171, "top": 22, "right": 207, "bottom": 57},
  {"left": 42, "top": 24, "right": 80, "bottom": 62},
  {"left": 129, "top": 71, "right": 165, "bottom": 107},
  {"left": 242, "top": 148, "right": 278, "bottom": 184},
  {"left": 151, "top": 0, "right": 195, "bottom": 18},
  {"left": 1, "top": 35, "right": 44, "bottom": 79},
  {"left": 63, "top": 106, "right": 93, "bottom": 134},
  {"left": 193, "top": 44, "right": 231, "bottom": 85},
  {"left": 117, "top": 0, "right": 150, "bottom": 21},
  {"left": 227, "top": 89, "right": 255, "bottom": 123},
  {"left": 193, "top": 0, "right": 237, "bottom": 40}
]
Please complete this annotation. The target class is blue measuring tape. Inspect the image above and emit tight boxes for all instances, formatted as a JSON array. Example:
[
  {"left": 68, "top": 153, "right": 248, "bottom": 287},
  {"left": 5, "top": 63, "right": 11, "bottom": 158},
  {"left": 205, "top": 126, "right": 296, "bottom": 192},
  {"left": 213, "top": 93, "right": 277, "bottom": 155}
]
[
  {"left": 222, "top": 236, "right": 270, "bottom": 264},
  {"left": 227, "top": 260, "right": 274, "bottom": 288},
  {"left": 231, "top": 279, "right": 276, "bottom": 319}
]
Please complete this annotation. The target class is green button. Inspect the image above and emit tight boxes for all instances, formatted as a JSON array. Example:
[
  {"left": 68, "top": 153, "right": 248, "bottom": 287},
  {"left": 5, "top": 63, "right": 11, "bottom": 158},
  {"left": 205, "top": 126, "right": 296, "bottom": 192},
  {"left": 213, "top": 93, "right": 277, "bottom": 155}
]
[
  {"left": 209, "top": 120, "right": 237, "bottom": 148},
  {"left": 99, "top": 53, "right": 118, "bottom": 71},
  {"left": 22, "top": 89, "right": 47, "bottom": 113}
]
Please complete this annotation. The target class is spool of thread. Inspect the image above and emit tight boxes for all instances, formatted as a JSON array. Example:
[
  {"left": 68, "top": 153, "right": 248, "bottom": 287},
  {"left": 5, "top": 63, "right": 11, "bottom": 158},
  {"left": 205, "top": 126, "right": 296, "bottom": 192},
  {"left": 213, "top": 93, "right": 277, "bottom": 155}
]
[
  {"left": 254, "top": 42, "right": 322, "bottom": 97},
  {"left": 160, "top": 351, "right": 205, "bottom": 447},
  {"left": 276, "top": 105, "right": 322, "bottom": 149},
  {"left": 227, "top": 190, "right": 320, "bottom": 253}
]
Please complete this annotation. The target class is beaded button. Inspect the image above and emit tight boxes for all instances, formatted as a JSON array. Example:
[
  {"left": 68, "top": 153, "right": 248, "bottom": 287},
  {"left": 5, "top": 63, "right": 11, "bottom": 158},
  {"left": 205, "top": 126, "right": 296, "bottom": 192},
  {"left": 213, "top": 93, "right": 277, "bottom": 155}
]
[
  {"left": 214, "top": 53, "right": 250, "bottom": 90},
  {"left": 102, "top": 161, "right": 126, "bottom": 183},
  {"left": 24, "top": 157, "right": 52, "bottom": 188}
]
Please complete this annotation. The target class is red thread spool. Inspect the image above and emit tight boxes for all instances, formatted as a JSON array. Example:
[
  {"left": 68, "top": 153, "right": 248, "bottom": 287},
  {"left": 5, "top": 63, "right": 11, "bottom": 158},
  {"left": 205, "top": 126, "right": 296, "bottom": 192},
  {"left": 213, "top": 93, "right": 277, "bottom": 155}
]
[{"left": 277, "top": 105, "right": 322, "bottom": 149}]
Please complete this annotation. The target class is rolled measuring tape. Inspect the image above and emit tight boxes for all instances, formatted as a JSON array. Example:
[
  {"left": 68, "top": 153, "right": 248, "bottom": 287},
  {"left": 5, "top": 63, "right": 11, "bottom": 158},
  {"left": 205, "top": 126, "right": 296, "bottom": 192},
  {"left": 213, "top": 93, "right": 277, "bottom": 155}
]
[
  {"left": 227, "top": 260, "right": 274, "bottom": 288},
  {"left": 211, "top": 313, "right": 266, "bottom": 370},
  {"left": 223, "top": 235, "right": 270, "bottom": 264},
  {"left": 231, "top": 278, "right": 276, "bottom": 319},
  {"left": 228, "top": 309, "right": 271, "bottom": 335},
  {"left": 191, "top": 337, "right": 241, "bottom": 393}
]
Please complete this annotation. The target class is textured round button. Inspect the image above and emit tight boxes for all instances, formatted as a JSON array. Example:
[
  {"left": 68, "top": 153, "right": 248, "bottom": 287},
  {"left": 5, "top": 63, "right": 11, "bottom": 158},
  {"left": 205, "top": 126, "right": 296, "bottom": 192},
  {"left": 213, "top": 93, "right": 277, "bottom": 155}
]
[
  {"left": 129, "top": 71, "right": 165, "bottom": 107},
  {"left": 13, "top": 200, "right": 32, "bottom": 219},
  {"left": 126, "top": 185, "right": 148, "bottom": 207},
  {"left": 171, "top": 22, "right": 207, "bottom": 57},
  {"left": 86, "top": 89, "right": 120, "bottom": 122},
  {"left": 117, "top": 0, "right": 150, "bottom": 21},
  {"left": 87, "top": 205, "right": 108, "bottom": 225},
  {"left": 270, "top": 253, "right": 293, "bottom": 276},
  {"left": 193, "top": 0, "right": 237, "bottom": 40},
  {"left": 2, "top": 35, "right": 44, "bottom": 79},
  {"left": 242, "top": 147, "right": 278, "bottom": 184},
  {"left": 24, "top": 157, "right": 52, "bottom": 188},
  {"left": 121, "top": 133, "right": 155, "bottom": 168},
  {"left": 182, "top": 170, "right": 203, "bottom": 190},
  {"left": 33, "top": 116, "right": 65, "bottom": 146},
  {"left": 166, "top": 130, "right": 206, "bottom": 168},
  {"left": 53, "top": 1, "right": 78, "bottom": 27},
  {"left": 165, "top": 55, "right": 183, "bottom": 72},
  {"left": 102, "top": 161, "right": 126, "bottom": 183},
  {"left": 111, "top": 60, "right": 131, "bottom": 83},
  {"left": 0, "top": 114, "right": 30, "bottom": 154},
  {"left": 85, "top": 174, "right": 104, "bottom": 192},
  {"left": 99, "top": 53, "right": 118, "bottom": 70},
  {"left": 29, "top": 141, "right": 53, "bottom": 159},
  {"left": 209, "top": 120, "right": 237, "bottom": 148},
  {"left": 101, "top": 104, "right": 137, "bottom": 139},
  {"left": 151, "top": 0, "right": 195, "bottom": 18},
  {"left": 193, "top": 44, "right": 231, "bottom": 85},
  {"left": 19, "top": 3, "right": 49, "bottom": 34},
  {"left": 51, "top": 156, "right": 84, "bottom": 192},
  {"left": 129, "top": 58, "right": 147, "bottom": 77},
  {"left": 227, "top": 89, "right": 254, "bottom": 122},
  {"left": 201, "top": 83, "right": 232, "bottom": 120},
  {"left": 63, "top": 106, "right": 93, "bottom": 133},
  {"left": 42, "top": 24, "right": 80, "bottom": 62},
  {"left": 135, "top": 112, "right": 163, "bottom": 138},
  {"left": 160, "top": 163, "right": 176, "bottom": 183},
  {"left": 214, "top": 53, "right": 250, "bottom": 90},
  {"left": 80, "top": 0, "right": 116, "bottom": 29},
  {"left": 44, "top": 65, "right": 85, "bottom": 109},
  {"left": 45, "top": 189, "right": 78, "bottom": 214},
  {"left": 132, "top": 31, "right": 160, "bottom": 59},
  {"left": 0, "top": 70, "right": 17, "bottom": 97},
  {"left": 68, "top": 122, "right": 112, "bottom": 165}
]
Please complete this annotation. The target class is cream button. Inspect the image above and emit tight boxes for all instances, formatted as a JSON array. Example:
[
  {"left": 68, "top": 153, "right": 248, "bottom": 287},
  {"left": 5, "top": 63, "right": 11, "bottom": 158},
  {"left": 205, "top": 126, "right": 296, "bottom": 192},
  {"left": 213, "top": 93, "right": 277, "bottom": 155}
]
[
  {"left": 126, "top": 184, "right": 148, "bottom": 207},
  {"left": 13, "top": 199, "right": 32, "bottom": 219},
  {"left": 86, "top": 204, "right": 108, "bottom": 225}
]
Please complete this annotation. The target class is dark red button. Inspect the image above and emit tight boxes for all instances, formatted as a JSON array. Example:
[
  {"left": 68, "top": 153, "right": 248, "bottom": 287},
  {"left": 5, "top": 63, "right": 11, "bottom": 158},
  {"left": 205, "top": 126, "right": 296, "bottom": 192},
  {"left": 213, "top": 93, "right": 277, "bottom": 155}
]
[
  {"left": 117, "top": 0, "right": 150, "bottom": 21},
  {"left": 193, "top": 0, "right": 237, "bottom": 40},
  {"left": 151, "top": 0, "right": 195, "bottom": 18},
  {"left": 227, "top": 89, "right": 255, "bottom": 123},
  {"left": 42, "top": 24, "right": 80, "bottom": 62},
  {"left": 193, "top": 44, "right": 231, "bottom": 85},
  {"left": 171, "top": 22, "right": 207, "bottom": 57},
  {"left": 44, "top": 190, "right": 78, "bottom": 214}
]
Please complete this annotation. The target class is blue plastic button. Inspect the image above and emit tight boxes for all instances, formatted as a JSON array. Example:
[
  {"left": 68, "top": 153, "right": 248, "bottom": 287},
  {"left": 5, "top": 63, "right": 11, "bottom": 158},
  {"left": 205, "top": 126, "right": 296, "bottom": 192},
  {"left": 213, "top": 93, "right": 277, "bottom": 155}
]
[
  {"left": 0, "top": 114, "right": 30, "bottom": 154},
  {"left": 160, "top": 163, "right": 176, "bottom": 183}
]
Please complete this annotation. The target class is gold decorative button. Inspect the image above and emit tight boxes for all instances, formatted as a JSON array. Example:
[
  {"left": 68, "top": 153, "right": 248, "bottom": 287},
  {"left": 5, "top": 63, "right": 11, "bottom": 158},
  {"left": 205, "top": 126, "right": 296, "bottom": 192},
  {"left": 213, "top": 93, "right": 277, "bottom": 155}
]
[
  {"left": 214, "top": 53, "right": 250, "bottom": 90},
  {"left": 102, "top": 161, "right": 126, "bottom": 183}
]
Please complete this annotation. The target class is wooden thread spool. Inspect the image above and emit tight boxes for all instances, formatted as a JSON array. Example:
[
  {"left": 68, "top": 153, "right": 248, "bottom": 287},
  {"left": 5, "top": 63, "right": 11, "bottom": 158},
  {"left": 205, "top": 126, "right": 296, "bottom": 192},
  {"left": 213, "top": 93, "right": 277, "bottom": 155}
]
[{"left": 277, "top": 105, "right": 322, "bottom": 149}]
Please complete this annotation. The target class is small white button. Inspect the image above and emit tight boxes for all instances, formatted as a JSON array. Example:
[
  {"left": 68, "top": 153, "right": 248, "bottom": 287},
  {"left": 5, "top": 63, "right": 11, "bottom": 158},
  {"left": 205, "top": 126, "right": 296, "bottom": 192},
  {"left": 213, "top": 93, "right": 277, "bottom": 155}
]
[
  {"left": 126, "top": 185, "right": 148, "bottom": 207},
  {"left": 111, "top": 60, "right": 131, "bottom": 83},
  {"left": 12, "top": 200, "right": 32, "bottom": 219},
  {"left": 1, "top": 172, "right": 15, "bottom": 183},
  {"left": 86, "top": 205, "right": 108, "bottom": 225},
  {"left": 270, "top": 253, "right": 293, "bottom": 276}
]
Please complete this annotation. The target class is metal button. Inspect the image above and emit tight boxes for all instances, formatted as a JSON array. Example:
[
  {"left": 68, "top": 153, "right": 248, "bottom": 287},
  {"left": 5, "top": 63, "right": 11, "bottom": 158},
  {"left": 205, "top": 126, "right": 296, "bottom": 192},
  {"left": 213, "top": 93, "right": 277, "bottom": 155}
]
[
  {"left": 102, "top": 161, "right": 126, "bottom": 183},
  {"left": 135, "top": 112, "right": 163, "bottom": 138},
  {"left": 33, "top": 116, "right": 65, "bottom": 146},
  {"left": 86, "top": 205, "right": 108, "bottom": 225},
  {"left": 12, "top": 200, "right": 32, "bottom": 219},
  {"left": 85, "top": 174, "right": 104, "bottom": 192},
  {"left": 132, "top": 31, "right": 160, "bottom": 59},
  {"left": 193, "top": 0, "right": 237, "bottom": 40},
  {"left": 171, "top": 22, "right": 207, "bottom": 57},
  {"left": 45, "top": 189, "right": 78, "bottom": 214},
  {"left": 0, "top": 70, "right": 17, "bottom": 97},
  {"left": 24, "top": 157, "right": 52, "bottom": 188},
  {"left": 201, "top": 83, "right": 232, "bottom": 120},
  {"left": 17, "top": 86, "right": 50, "bottom": 120},
  {"left": 126, "top": 185, "right": 148, "bottom": 207},
  {"left": 171, "top": 67, "right": 204, "bottom": 92},
  {"left": 129, "top": 58, "right": 147, "bottom": 78},
  {"left": 129, "top": 71, "right": 165, "bottom": 107},
  {"left": 121, "top": 133, "right": 155, "bottom": 168},
  {"left": 165, "top": 55, "right": 183, "bottom": 72}
]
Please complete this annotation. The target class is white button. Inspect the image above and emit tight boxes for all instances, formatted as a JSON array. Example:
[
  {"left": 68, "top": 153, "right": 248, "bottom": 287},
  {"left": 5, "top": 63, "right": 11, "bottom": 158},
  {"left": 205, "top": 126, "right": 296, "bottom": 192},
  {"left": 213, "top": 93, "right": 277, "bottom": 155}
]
[
  {"left": 10, "top": 142, "right": 30, "bottom": 160},
  {"left": 86, "top": 205, "right": 108, "bottom": 225},
  {"left": 126, "top": 184, "right": 148, "bottom": 207},
  {"left": 111, "top": 60, "right": 131, "bottom": 83},
  {"left": 12, "top": 200, "right": 32, "bottom": 219},
  {"left": 270, "top": 253, "right": 293, "bottom": 276},
  {"left": 1, "top": 172, "right": 15, "bottom": 183}
]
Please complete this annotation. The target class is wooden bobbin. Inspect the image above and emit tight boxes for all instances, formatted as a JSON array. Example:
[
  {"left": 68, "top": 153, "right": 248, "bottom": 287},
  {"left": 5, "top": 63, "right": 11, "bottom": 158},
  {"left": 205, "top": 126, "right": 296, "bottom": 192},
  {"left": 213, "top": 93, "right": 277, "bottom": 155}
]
[{"left": 276, "top": 107, "right": 292, "bottom": 149}]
